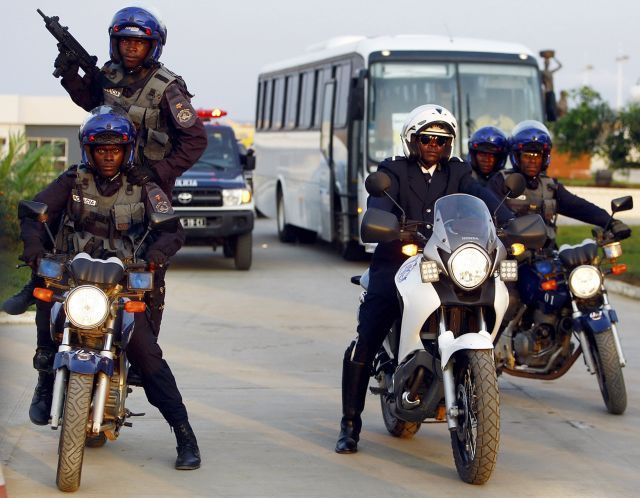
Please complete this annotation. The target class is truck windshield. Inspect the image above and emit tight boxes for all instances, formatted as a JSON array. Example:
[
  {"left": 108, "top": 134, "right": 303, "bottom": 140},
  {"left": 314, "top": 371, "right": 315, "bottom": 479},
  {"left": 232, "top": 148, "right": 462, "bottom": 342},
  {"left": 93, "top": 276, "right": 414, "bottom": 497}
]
[
  {"left": 367, "top": 60, "right": 542, "bottom": 162},
  {"left": 192, "top": 128, "right": 240, "bottom": 171}
]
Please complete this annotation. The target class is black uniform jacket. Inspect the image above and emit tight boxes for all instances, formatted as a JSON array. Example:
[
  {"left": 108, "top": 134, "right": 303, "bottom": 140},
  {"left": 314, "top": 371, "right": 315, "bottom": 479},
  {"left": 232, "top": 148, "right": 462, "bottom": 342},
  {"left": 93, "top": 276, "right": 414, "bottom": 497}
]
[
  {"left": 488, "top": 173, "right": 611, "bottom": 227},
  {"left": 60, "top": 66, "right": 207, "bottom": 197},
  {"left": 368, "top": 156, "right": 512, "bottom": 278},
  {"left": 21, "top": 166, "right": 185, "bottom": 259}
]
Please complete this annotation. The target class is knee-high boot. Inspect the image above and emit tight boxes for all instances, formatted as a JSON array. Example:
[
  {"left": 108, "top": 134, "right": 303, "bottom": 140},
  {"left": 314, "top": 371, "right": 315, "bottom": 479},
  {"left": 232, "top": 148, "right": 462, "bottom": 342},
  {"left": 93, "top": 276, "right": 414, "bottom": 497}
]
[{"left": 335, "top": 357, "right": 370, "bottom": 454}]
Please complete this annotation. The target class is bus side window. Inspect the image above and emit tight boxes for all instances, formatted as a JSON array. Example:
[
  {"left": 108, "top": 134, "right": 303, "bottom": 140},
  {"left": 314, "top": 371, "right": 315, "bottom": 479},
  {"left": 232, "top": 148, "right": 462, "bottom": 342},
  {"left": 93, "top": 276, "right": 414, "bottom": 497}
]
[
  {"left": 334, "top": 62, "right": 351, "bottom": 128},
  {"left": 272, "top": 77, "right": 286, "bottom": 129},
  {"left": 263, "top": 79, "right": 273, "bottom": 129},
  {"left": 313, "top": 67, "right": 331, "bottom": 129},
  {"left": 285, "top": 74, "right": 300, "bottom": 129},
  {"left": 255, "top": 81, "right": 263, "bottom": 129},
  {"left": 299, "top": 71, "right": 315, "bottom": 129}
]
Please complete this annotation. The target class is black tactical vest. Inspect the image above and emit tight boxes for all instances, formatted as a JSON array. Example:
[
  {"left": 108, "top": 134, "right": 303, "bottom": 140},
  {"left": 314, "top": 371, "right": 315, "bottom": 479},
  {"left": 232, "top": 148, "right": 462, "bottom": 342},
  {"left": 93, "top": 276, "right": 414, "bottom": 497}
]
[
  {"left": 56, "top": 167, "right": 145, "bottom": 261},
  {"left": 102, "top": 63, "right": 178, "bottom": 162}
]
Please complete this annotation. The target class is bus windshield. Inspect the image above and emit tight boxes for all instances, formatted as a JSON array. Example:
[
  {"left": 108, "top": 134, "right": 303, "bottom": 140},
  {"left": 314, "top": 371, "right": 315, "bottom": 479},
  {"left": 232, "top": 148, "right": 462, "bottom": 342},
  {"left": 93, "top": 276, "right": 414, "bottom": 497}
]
[{"left": 367, "top": 61, "right": 542, "bottom": 162}]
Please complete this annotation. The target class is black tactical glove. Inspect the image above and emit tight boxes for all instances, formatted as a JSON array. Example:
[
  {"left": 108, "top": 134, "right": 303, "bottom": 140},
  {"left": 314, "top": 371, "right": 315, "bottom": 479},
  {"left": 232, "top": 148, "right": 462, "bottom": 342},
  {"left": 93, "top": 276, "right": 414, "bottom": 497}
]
[
  {"left": 127, "top": 165, "right": 159, "bottom": 186},
  {"left": 610, "top": 219, "right": 631, "bottom": 240},
  {"left": 20, "top": 242, "right": 46, "bottom": 270},
  {"left": 146, "top": 249, "right": 168, "bottom": 266},
  {"left": 54, "top": 51, "right": 79, "bottom": 79}
]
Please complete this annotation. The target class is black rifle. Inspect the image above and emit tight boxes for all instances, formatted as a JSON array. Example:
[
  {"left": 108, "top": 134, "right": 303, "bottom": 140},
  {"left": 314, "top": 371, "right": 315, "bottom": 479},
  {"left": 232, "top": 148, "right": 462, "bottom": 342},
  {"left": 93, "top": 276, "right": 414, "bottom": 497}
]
[{"left": 37, "top": 8, "right": 100, "bottom": 78}]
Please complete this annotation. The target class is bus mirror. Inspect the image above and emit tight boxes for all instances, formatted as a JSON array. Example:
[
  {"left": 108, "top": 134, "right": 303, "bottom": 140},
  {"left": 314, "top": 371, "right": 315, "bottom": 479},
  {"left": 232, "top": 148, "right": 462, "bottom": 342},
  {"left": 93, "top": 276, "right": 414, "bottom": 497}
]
[
  {"left": 244, "top": 148, "right": 256, "bottom": 171},
  {"left": 349, "top": 68, "right": 367, "bottom": 121}
]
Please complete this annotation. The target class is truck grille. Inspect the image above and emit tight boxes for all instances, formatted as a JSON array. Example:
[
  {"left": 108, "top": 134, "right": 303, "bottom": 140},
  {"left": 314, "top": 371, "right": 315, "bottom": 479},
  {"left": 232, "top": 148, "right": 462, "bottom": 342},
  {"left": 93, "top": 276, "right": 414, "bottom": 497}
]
[{"left": 172, "top": 189, "right": 223, "bottom": 207}]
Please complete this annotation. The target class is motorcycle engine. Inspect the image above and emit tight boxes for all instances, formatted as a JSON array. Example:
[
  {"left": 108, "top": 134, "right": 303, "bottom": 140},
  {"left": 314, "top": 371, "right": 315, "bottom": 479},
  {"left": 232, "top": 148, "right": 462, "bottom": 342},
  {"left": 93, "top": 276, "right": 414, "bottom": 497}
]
[{"left": 513, "top": 323, "right": 556, "bottom": 368}]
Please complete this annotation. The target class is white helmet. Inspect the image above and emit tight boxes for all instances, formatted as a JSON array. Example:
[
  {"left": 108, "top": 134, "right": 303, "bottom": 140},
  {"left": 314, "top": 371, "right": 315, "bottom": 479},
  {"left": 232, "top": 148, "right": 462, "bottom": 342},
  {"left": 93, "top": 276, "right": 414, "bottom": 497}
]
[{"left": 401, "top": 104, "right": 458, "bottom": 160}]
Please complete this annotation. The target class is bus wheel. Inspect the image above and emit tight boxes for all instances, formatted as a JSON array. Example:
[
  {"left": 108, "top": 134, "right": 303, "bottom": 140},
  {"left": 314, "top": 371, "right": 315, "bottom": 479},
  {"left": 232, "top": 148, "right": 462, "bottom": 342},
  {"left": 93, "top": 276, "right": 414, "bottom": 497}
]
[{"left": 277, "top": 191, "right": 296, "bottom": 243}]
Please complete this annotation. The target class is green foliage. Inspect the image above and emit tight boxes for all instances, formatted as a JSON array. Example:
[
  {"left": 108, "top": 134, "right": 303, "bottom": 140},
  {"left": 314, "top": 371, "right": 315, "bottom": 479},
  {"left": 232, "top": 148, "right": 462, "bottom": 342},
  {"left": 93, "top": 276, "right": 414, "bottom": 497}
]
[
  {"left": 551, "top": 87, "right": 640, "bottom": 171},
  {"left": 0, "top": 133, "right": 54, "bottom": 247},
  {"left": 551, "top": 86, "right": 615, "bottom": 159}
]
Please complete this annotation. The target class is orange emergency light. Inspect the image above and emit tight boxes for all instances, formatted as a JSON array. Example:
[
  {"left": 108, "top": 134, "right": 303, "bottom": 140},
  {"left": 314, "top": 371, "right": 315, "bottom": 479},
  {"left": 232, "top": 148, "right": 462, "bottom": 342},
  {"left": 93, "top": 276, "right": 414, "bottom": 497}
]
[
  {"left": 540, "top": 280, "right": 558, "bottom": 291},
  {"left": 33, "top": 287, "right": 54, "bottom": 302},
  {"left": 124, "top": 301, "right": 146, "bottom": 313}
]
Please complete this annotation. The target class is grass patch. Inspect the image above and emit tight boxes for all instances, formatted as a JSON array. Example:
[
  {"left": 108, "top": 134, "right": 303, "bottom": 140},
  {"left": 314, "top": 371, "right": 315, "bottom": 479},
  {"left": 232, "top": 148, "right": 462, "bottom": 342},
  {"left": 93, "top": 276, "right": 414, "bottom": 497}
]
[
  {"left": 556, "top": 225, "right": 640, "bottom": 286},
  {"left": 559, "top": 177, "right": 640, "bottom": 188},
  {"left": 0, "top": 245, "right": 32, "bottom": 304}
]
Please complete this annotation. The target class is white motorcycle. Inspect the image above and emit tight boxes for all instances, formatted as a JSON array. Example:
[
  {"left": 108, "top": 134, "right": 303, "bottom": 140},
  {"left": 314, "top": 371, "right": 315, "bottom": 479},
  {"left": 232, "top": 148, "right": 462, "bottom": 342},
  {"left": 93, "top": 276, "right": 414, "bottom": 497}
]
[{"left": 357, "top": 172, "right": 545, "bottom": 484}]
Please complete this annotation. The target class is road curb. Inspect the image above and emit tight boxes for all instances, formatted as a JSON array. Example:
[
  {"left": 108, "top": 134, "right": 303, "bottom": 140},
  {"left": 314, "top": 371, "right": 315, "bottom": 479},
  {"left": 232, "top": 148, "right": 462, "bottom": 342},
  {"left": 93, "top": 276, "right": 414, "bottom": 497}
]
[
  {"left": 605, "top": 279, "right": 640, "bottom": 300},
  {"left": 0, "top": 311, "right": 35, "bottom": 325}
]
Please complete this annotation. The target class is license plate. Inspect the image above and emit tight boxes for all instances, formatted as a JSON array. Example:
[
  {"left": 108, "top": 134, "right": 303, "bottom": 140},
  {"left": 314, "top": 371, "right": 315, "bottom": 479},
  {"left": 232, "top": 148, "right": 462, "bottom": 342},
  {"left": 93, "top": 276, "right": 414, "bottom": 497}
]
[{"left": 180, "top": 217, "right": 206, "bottom": 228}]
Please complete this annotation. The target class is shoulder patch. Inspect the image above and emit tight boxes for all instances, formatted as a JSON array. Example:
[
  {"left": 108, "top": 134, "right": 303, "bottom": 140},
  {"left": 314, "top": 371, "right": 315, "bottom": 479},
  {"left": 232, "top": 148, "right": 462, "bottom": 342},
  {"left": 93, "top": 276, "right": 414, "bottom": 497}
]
[
  {"left": 146, "top": 184, "right": 174, "bottom": 215},
  {"left": 165, "top": 82, "right": 197, "bottom": 128}
]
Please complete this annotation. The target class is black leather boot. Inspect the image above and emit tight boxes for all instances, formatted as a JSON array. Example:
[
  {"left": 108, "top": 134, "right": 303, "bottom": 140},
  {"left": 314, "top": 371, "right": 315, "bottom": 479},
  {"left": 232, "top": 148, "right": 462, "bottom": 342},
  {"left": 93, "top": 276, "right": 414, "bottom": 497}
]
[
  {"left": 29, "top": 348, "right": 55, "bottom": 426},
  {"left": 173, "top": 421, "right": 201, "bottom": 470},
  {"left": 2, "top": 275, "right": 37, "bottom": 315},
  {"left": 335, "top": 357, "right": 370, "bottom": 454}
]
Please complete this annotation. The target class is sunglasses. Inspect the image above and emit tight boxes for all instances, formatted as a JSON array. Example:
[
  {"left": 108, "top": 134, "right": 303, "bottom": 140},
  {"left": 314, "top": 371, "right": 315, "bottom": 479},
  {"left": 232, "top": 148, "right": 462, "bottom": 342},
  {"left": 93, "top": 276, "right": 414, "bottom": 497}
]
[{"left": 419, "top": 134, "right": 450, "bottom": 146}]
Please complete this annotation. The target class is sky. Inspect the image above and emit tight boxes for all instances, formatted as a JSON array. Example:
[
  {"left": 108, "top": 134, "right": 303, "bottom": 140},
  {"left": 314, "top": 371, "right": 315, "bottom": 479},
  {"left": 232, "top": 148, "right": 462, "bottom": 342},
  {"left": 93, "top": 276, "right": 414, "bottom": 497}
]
[{"left": 2, "top": 0, "right": 639, "bottom": 122}]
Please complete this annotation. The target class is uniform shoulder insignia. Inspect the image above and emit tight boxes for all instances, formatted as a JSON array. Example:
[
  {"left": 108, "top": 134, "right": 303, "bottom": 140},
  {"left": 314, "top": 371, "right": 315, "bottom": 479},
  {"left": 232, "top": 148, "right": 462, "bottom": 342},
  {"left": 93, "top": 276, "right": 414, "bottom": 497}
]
[
  {"left": 165, "top": 82, "right": 197, "bottom": 128},
  {"left": 146, "top": 184, "right": 174, "bottom": 215}
]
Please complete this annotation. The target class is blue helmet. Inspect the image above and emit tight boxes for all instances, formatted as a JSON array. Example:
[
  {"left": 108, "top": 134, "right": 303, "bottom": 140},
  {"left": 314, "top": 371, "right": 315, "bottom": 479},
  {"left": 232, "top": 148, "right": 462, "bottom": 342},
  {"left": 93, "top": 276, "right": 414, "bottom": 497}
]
[
  {"left": 468, "top": 126, "right": 508, "bottom": 176},
  {"left": 508, "top": 120, "right": 553, "bottom": 173},
  {"left": 79, "top": 105, "right": 136, "bottom": 171},
  {"left": 108, "top": 6, "right": 167, "bottom": 66}
]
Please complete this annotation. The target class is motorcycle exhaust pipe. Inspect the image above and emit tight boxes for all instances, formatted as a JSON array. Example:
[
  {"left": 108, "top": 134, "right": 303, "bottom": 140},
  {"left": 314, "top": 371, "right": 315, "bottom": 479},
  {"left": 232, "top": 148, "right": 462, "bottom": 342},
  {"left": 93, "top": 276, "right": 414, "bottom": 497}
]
[{"left": 401, "top": 366, "right": 425, "bottom": 409}]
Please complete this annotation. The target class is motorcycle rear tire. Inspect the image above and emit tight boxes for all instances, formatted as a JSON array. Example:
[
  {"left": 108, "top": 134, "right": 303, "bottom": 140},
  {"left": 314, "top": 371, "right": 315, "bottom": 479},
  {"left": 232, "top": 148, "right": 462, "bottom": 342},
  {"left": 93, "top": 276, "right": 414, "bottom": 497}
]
[
  {"left": 56, "top": 372, "right": 93, "bottom": 492},
  {"left": 591, "top": 330, "right": 627, "bottom": 415},
  {"left": 450, "top": 350, "right": 500, "bottom": 485},
  {"left": 378, "top": 373, "right": 421, "bottom": 438}
]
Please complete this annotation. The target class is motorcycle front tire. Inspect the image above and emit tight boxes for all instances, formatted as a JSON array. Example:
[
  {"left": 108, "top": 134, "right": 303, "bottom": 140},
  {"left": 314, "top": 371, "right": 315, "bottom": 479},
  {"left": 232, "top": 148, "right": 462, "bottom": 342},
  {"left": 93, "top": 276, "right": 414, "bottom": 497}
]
[
  {"left": 591, "top": 330, "right": 627, "bottom": 415},
  {"left": 450, "top": 349, "right": 500, "bottom": 485},
  {"left": 56, "top": 372, "right": 94, "bottom": 492}
]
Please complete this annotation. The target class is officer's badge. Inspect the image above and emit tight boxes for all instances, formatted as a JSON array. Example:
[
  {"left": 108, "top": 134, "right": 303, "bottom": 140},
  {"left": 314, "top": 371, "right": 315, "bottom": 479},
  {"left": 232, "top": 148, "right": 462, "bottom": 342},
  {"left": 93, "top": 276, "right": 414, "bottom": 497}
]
[
  {"left": 155, "top": 201, "right": 170, "bottom": 213},
  {"left": 176, "top": 109, "right": 193, "bottom": 123}
]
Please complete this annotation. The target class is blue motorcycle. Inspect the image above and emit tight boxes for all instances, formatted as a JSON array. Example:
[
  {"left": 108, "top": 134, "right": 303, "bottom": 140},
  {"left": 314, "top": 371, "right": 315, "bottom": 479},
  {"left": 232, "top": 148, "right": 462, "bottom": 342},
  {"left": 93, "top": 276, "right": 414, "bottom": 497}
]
[{"left": 494, "top": 196, "right": 633, "bottom": 414}]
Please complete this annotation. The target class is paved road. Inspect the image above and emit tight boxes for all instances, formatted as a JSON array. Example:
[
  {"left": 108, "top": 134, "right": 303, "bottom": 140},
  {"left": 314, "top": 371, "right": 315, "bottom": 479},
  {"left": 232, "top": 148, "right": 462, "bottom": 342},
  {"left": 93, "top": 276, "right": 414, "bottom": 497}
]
[{"left": 1, "top": 219, "right": 639, "bottom": 497}]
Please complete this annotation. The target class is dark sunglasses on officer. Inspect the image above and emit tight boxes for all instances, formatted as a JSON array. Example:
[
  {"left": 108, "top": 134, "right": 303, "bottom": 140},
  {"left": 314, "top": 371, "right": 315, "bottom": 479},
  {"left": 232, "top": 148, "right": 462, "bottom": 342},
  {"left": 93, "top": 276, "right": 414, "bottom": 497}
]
[{"left": 418, "top": 133, "right": 451, "bottom": 147}]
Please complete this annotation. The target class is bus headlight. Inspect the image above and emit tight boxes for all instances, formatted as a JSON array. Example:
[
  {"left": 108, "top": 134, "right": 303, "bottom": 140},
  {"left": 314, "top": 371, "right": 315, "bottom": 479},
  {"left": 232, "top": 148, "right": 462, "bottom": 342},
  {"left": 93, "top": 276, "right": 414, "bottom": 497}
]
[
  {"left": 222, "top": 189, "right": 252, "bottom": 206},
  {"left": 568, "top": 265, "right": 602, "bottom": 299},
  {"left": 449, "top": 246, "right": 490, "bottom": 290},
  {"left": 64, "top": 285, "right": 110, "bottom": 329}
]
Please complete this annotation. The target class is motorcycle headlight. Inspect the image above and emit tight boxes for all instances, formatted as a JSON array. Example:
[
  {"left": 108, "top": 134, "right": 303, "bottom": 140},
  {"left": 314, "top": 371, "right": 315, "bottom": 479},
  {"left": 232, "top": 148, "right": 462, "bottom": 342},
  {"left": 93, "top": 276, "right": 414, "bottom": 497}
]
[
  {"left": 448, "top": 246, "right": 491, "bottom": 290},
  {"left": 222, "top": 189, "right": 251, "bottom": 206},
  {"left": 569, "top": 265, "right": 602, "bottom": 299},
  {"left": 64, "top": 285, "right": 110, "bottom": 329}
]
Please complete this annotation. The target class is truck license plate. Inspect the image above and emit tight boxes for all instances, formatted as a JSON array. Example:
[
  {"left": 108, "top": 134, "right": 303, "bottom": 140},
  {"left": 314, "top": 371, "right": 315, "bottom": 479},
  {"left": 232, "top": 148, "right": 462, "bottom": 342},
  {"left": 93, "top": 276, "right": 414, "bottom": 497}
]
[{"left": 180, "top": 217, "right": 206, "bottom": 228}]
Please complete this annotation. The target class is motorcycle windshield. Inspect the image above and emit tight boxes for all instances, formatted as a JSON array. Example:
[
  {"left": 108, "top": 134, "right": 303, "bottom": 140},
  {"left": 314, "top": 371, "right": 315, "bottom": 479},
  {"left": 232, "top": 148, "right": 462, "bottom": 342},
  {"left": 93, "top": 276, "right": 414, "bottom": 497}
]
[{"left": 431, "top": 194, "right": 496, "bottom": 253}]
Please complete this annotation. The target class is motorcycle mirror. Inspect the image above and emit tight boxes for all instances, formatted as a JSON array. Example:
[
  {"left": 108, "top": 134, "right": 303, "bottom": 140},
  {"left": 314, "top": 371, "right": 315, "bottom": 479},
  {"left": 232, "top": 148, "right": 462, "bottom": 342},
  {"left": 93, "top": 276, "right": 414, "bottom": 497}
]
[
  {"left": 360, "top": 208, "right": 400, "bottom": 243},
  {"left": 242, "top": 148, "right": 256, "bottom": 171},
  {"left": 504, "top": 173, "right": 526, "bottom": 198},
  {"left": 611, "top": 196, "right": 633, "bottom": 213},
  {"left": 149, "top": 212, "right": 180, "bottom": 232},
  {"left": 365, "top": 172, "right": 392, "bottom": 197},
  {"left": 503, "top": 214, "right": 547, "bottom": 250},
  {"left": 18, "top": 200, "right": 48, "bottom": 220}
]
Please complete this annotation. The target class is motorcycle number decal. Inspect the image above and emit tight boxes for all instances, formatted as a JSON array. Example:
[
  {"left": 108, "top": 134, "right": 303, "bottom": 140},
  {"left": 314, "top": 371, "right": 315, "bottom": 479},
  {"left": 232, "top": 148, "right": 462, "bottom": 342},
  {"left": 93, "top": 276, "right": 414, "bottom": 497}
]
[
  {"left": 397, "top": 259, "right": 418, "bottom": 282},
  {"left": 544, "top": 293, "right": 555, "bottom": 305}
]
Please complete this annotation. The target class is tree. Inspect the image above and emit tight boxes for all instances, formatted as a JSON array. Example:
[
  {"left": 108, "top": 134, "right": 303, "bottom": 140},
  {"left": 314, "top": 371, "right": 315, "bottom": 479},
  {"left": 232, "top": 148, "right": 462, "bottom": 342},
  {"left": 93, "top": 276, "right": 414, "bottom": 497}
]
[{"left": 0, "top": 134, "right": 54, "bottom": 246}]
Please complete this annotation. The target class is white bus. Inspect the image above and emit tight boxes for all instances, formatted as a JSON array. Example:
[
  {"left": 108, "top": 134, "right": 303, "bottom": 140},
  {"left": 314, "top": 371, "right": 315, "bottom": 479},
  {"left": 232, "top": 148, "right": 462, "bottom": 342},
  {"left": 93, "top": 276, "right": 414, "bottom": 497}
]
[{"left": 253, "top": 35, "right": 545, "bottom": 259}]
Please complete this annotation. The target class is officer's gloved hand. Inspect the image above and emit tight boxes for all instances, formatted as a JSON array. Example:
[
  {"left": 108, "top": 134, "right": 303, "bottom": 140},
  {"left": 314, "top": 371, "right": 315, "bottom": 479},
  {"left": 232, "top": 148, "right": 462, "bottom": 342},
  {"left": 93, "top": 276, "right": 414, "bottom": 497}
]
[
  {"left": 146, "top": 249, "right": 168, "bottom": 267},
  {"left": 610, "top": 219, "right": 631, "bottom": 240},
  {"left": 54, "top": 52, "right": 79, "bottom": 79},
  {"left": 20, "top": 242, "right": 46, "bottom": 270},
  {"left": 127, "top": 165, "right": 159, "bottom": 186}
]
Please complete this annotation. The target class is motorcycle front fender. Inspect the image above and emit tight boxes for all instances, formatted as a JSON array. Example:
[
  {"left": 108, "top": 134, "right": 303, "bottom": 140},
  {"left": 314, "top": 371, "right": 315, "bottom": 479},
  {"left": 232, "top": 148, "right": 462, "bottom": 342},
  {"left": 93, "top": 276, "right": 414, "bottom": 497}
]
[
  {"left": 575, "top": 311, "right": 612, "bottom": 335},
  {"left": 439, "top": 330, "right": 494, "bottom": 368},
  {"left": 53, "top": 349, "right": 114, "bottom": 376}
]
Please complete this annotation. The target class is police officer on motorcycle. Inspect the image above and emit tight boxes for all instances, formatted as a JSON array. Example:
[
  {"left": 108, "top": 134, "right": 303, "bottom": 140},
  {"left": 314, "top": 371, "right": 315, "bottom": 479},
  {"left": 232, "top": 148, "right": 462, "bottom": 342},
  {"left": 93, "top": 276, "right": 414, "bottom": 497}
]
[
  {"left": 468, "top": 126, "right": 509, "bottom": 186},
  {"left": 335, "top": 104, "right": 514, "bottom": 454},
  {"left": 488, "top": 120, "right": 631, "bottom": 244},
  {"left": 20, "top": 106, "right": 201, "bottom": 470},
  {"left": 3, "top": 6, "right": 206, "bottom": 317}
]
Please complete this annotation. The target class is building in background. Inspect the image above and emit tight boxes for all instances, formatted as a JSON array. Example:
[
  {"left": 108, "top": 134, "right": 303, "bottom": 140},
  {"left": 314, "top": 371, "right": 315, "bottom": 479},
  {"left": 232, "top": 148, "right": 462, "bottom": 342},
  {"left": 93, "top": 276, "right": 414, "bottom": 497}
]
[{"left": 0, "top": 95, "right": 87, "bottom": 170}]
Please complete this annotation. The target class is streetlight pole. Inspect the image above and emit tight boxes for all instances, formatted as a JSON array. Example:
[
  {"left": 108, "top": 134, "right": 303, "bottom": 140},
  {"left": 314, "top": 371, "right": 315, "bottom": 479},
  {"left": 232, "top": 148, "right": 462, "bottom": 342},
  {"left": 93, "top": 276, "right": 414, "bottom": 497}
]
[{"left": 615, "top": 54, "right": 630, "bottom": 110}]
